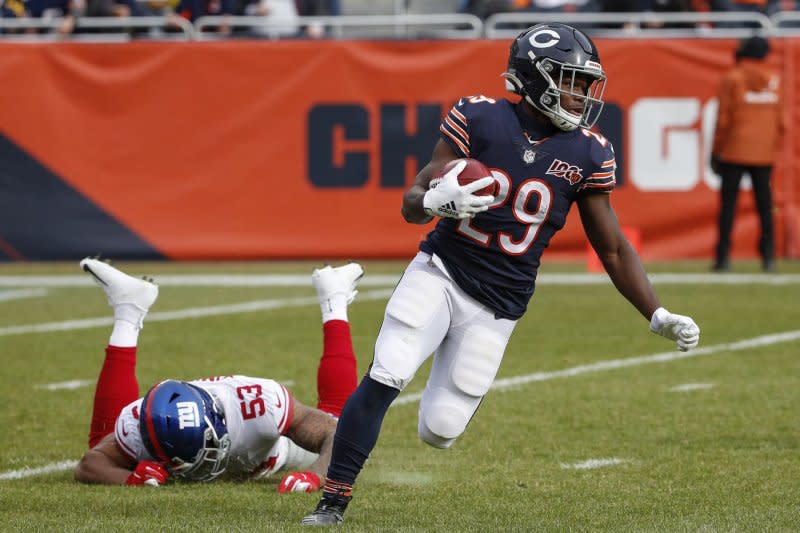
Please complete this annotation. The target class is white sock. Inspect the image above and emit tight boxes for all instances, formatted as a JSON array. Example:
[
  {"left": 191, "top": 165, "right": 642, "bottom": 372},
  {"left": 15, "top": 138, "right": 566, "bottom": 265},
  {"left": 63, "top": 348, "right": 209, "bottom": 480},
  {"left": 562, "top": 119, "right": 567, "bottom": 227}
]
[
  {"left": 320, "top": 294, "right": 348, "bottom": 323},
  {"left": 114, "top": 303, "right": 147, "bottom": 327},
  {"left": 108, "top": 303, "right": 147, "bottom": 347},
  {"left": 109, "top": 319, "right": 140, "bottom": 347}
]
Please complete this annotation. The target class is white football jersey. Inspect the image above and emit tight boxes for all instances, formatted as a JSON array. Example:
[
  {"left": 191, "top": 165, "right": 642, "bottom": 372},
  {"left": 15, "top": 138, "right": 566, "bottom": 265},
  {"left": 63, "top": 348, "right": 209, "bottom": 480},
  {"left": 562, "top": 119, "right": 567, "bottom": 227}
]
[{"left": 114, "top": 375, "right": 302, "bottom": 479}]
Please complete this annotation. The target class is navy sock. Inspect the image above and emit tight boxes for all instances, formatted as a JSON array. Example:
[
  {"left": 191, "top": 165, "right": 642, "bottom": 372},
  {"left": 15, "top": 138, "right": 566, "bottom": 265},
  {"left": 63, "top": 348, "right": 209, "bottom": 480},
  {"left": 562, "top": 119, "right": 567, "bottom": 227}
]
[{"left": 326, "top": 376, "right": 400, "bottom": 487}]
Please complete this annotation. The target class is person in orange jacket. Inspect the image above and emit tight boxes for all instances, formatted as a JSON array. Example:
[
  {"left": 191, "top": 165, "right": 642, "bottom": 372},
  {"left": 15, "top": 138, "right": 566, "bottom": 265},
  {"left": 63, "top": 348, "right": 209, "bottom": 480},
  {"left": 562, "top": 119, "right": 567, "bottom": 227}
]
[{"left": 711, "top": 35, "right": 784, "bottom": 272}]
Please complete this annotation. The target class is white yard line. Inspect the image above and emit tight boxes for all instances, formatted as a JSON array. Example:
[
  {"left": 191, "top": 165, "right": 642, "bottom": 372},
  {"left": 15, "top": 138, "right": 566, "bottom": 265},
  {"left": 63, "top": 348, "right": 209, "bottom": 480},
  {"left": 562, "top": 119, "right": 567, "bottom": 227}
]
[
  {"left": 1, "top": 272, "right": 799, "bottom": 288},
  {"left": 0, "top": 288, "right": 48, "bottom": 302},
  {"left": 33, "top": 379, "right": 295, "bottom": 393},
  {"left": 560, "top": 458, "right": 626, "bottom": 470},
  {"left": 5, "top": 328, "right": 799, "bottom": 482},
  {"left": 35, "top": 380, "right": 95, "bottom": 391},
  {"left": 393, "top": 329, "right": 800, "bottom": 406},
  {"left": 670, "top": 383, "right": 715, "bottom": 392},
  {"left": 0, "top": 460, "right": 78, "bottom": 480},
  {"left": 0, "top": 289, "right": 394, "bottom": 337}
]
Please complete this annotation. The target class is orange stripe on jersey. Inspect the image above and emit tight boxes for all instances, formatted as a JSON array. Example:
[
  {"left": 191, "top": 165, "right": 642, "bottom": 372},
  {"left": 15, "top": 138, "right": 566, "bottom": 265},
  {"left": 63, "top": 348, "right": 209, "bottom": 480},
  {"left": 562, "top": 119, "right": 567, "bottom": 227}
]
[
  {"left": 601, "top": 158, "right": 615, "bottom": 167},
  {"left": 444, "top": 115, "right": 470, "bottom": 143},
  {"left": 440, "top": 125, "right": 469, "bottom": 157},
  {"left": 450, "top": 106, "right": 467, "bottom": 127},
  {"left": 579, "top": 181, "right": 616, "bottom": 191},
  {"left": 587, "top": 171, "right": 615, "bottom": 180}
]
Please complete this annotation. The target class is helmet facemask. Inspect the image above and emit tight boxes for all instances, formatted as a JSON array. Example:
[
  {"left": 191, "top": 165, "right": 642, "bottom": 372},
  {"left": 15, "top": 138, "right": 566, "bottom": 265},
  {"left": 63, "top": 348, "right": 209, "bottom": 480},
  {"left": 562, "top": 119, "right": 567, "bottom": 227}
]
[
  {"left": 168, "top": 420, "right": 231, "bottom": 482},
  {"left": 534, "top": 58, "right": 606, "bottom": 131}
]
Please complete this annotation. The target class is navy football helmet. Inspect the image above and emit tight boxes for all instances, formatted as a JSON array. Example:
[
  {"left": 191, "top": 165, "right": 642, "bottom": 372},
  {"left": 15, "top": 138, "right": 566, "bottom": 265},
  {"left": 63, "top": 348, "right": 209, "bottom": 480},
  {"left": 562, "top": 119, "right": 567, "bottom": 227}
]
[
  {"left": 139, "top": 380, "right": 231, "bottom": 481},
  {"left": 503, "top": 23, "right": 606, "bottom": 132}
]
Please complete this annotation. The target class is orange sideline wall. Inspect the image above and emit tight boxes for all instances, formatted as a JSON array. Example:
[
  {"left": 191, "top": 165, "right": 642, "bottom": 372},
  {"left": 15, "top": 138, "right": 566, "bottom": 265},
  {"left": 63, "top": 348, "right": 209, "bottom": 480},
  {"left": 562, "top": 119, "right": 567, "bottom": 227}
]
[{"left": 0, "top": 38, "right": 797, "bottom": 260}]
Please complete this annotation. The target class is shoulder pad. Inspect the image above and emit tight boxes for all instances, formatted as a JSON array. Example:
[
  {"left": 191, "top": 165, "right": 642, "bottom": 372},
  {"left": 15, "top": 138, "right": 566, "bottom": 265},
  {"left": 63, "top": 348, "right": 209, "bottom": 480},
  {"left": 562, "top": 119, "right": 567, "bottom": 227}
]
[{"left": 441, "top": 95, "right": 504, "bottom": 158}]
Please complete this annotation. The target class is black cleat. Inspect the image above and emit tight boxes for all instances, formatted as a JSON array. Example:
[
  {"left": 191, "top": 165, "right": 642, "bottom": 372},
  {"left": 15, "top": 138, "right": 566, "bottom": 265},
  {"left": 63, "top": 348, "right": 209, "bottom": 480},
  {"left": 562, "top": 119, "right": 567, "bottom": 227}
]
[
  {"left": 711, "top": 260, "right": 730, "bottom": 273},
  {"left": 301, "top": 494, "right": 351, "bottom": 527}
]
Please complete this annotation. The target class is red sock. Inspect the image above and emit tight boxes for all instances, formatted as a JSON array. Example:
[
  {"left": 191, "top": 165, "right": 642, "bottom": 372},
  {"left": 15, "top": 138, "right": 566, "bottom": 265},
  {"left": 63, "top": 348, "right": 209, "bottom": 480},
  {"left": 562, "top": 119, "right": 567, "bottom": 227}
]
[
  {"left": 88, "top": 346, "right": 140, "bottom": 448},
  {"left": 316, "top": 320, "right": 358, "bottom": 417}
]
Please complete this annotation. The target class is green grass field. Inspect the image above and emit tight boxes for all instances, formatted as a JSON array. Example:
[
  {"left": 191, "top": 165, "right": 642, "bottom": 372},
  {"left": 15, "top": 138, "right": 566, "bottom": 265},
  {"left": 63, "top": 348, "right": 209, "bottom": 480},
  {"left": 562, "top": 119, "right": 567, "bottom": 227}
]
[{"left": 1, "top": 259, "right": 799, "bottom": 532}]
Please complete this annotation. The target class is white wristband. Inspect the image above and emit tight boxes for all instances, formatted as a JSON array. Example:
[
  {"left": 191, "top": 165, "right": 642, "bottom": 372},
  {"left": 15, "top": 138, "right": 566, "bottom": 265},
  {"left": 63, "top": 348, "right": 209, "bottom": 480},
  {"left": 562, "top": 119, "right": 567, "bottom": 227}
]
[{"left": 649, "top": 307, "right": 670, "bottom": 333}]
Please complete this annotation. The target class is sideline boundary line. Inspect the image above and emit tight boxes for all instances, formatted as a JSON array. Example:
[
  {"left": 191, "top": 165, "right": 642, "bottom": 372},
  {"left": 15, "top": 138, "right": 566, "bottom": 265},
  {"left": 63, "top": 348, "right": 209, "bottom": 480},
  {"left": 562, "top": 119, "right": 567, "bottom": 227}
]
[{"left": 1, "top": 272, "right": 799, "bottom": 288}]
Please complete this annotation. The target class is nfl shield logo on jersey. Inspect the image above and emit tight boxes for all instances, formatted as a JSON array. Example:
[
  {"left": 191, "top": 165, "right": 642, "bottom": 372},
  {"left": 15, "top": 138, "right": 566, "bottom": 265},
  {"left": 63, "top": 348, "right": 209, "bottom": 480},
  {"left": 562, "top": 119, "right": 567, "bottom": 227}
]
[{"left": 522, "top": 149, "right": 536, "bottom": 164}]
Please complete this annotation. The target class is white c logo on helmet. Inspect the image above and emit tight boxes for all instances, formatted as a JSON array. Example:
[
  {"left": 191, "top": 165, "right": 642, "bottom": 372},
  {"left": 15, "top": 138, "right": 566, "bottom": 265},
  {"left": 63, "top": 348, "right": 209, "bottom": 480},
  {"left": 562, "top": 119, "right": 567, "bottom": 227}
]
[{"left": 528, "top": 29, "right": 560, "bottom": 49}]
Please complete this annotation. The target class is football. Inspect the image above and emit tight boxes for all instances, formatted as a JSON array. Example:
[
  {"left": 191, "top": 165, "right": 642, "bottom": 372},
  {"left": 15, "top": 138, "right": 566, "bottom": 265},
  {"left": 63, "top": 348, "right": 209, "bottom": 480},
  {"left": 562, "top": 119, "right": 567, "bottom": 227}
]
[{"left": 430, "top": 158, "right": 498, "bottom": 197}]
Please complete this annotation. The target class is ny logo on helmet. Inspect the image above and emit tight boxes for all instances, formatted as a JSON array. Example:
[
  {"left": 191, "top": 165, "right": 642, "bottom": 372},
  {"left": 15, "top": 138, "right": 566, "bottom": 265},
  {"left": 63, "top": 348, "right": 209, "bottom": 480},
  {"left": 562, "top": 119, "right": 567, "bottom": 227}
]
[
  {"left": 546, "top": 159, "right": 584, "bottom": 185},
  {"left": 177, "top": 401, "right": 200, "bottom": 429}
]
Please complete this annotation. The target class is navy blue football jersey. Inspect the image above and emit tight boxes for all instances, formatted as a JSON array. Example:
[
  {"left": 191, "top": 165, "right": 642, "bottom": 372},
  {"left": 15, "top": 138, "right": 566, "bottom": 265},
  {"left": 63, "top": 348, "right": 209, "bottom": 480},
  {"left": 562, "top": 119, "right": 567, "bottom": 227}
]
[{"left": 420, "top": 95, "right": 616, "bottom": 320}]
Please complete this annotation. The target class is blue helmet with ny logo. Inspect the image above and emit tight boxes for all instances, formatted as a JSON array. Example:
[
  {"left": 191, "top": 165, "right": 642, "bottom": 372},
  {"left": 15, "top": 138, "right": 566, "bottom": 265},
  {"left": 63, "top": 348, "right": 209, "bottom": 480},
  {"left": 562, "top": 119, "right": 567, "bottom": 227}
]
[{"left": 139, "top": 380, "right": 231, "bottom": 481}]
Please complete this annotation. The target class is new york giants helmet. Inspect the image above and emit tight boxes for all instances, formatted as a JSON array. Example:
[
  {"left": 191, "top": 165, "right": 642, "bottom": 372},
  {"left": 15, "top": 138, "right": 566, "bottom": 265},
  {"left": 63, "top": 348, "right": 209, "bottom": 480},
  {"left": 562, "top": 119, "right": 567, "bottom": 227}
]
[
  {"left": 139, "top": 380, "right": 231, "bottom": 481},
  {"left": 503, "top": 23, "right": 606, "bottom": 132}
]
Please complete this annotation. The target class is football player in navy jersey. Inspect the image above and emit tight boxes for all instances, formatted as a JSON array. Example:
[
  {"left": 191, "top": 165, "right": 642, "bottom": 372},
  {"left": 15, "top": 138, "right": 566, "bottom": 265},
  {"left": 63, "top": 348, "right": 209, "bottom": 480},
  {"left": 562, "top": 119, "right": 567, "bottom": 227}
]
[{"left": 302, "top": 23, "right": 700, "bottom": 526}]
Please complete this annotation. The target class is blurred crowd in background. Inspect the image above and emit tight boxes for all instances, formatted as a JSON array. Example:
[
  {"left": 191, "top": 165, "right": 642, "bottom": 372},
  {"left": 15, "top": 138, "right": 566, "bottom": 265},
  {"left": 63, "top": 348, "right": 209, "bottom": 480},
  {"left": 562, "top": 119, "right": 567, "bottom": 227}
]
[
  {"left": 0, "top": 0, "right": 796, "bottom": 37},
  {"left": 461, "top": 0, "right": 794, "bottom": 19}
]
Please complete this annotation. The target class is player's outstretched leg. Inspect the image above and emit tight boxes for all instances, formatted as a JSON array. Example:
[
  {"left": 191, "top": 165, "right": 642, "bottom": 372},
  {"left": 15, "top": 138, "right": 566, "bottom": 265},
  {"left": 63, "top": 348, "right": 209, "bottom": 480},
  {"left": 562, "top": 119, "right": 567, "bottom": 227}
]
[
  {"left": 312, "top": 263, "right": 363, "bottom": 418},
  {"left": 81, "top": 258, "right": 159, "bottom": 448}
]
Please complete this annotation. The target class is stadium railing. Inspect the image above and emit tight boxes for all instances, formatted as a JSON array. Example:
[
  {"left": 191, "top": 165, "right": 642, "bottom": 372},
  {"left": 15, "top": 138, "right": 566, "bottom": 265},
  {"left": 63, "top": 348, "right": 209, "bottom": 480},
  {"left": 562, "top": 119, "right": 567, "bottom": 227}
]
[
  {"left": 193, "top": 13, "right": 483, "bottom": 40},
  {"left": 485, "top": 11, "right": 774, "bottom": 39},
  {"left": 2, "top": 12, "right": 800, "bottom": 41},
  {"left": 772, "top": 10, "right": 800, "bottom": 32},
  {"left": 0, "top": 15, "right": 193, "bottom": 40}
]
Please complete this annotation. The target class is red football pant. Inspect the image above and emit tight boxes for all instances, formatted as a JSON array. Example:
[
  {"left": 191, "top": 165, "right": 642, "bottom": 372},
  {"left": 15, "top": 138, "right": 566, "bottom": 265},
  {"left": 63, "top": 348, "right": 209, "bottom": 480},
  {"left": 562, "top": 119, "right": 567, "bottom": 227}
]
[
  {"left": 88, "top": 346, "right": 139, "bottom": 448},
  {"left": 316, "top": 320, "right": 358, "bottom": 417}
]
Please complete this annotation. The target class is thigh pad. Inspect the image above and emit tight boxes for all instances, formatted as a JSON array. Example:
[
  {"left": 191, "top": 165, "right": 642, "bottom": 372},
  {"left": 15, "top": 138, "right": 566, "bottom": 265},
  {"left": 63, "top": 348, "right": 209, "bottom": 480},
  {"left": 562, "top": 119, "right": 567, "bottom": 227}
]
[
  {"left": 385, "top": 269, "right": 446, "bottom": 330},
  {"left": 450, "top": 325, "right": 507, "bottom": 397}
]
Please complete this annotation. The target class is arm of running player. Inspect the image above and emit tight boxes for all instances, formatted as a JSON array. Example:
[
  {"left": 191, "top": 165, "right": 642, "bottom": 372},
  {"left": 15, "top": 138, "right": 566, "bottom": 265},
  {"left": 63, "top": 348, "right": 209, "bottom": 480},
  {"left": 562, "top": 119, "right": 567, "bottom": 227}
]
[
  {"left": 578, "top": 193, "right": 700, "bottom": 350},
  {"left": 283, "top": 401, "right": 337, "bottom": 481},
  {"left": 401, "top": 138, "right": 460, "bottom": 224},
  {"left": 577, "top": 193, "right": 660, "bottom": 319},
  {"left": 74, "top": 433, "right": 137, "bottom": 484}
]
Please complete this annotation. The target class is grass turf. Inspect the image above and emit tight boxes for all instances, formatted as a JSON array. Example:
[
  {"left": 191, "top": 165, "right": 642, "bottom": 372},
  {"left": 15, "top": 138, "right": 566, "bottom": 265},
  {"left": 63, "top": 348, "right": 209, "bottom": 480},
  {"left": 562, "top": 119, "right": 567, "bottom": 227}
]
[{"left": 0, "top": 259, "right": 798, "bottom": 532}]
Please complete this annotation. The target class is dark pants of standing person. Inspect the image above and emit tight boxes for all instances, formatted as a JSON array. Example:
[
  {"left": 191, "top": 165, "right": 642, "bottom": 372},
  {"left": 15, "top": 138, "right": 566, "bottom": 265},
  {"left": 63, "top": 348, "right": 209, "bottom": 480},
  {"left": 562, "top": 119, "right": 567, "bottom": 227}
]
[{"left": 714, "top": 162, "right": 775, "bottom": 271}]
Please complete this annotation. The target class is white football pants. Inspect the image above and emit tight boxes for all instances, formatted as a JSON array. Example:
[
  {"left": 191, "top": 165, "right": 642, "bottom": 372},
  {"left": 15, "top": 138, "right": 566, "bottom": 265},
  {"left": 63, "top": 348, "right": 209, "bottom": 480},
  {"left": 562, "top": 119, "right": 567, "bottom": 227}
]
[{"left": 370, "top": 252, "right": 517, "bottom": 449}]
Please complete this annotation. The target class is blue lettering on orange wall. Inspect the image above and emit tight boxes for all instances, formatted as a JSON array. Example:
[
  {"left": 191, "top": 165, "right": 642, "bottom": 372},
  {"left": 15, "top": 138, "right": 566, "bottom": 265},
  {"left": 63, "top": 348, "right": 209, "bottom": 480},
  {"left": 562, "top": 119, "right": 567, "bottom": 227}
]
[
  {"left": 379, "top": 103, "right": 441, "bottom": 188},
  {"left": 307, "top": 104, "right": 369, "bottom": 188}
]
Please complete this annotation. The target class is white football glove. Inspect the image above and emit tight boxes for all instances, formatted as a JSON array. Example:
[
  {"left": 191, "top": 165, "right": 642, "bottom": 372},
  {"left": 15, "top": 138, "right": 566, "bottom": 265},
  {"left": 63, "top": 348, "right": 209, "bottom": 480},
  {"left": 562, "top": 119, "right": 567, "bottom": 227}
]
[
  {"left": 423, "top": 160, "right": 495, "bottom": 219},
  {"left": 649, "top": 307, "right": 700, "bottom": 352}
]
